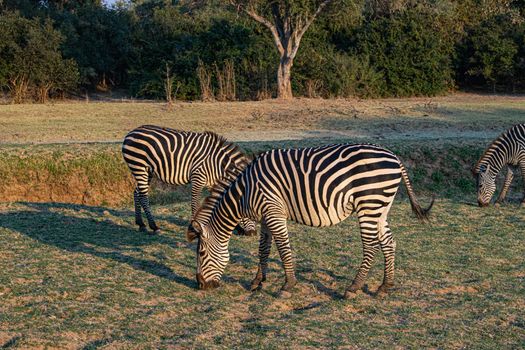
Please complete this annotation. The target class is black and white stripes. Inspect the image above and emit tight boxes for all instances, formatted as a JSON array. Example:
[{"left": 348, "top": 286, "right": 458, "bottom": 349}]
[
  {"left": 188, "top": 143, "right": 432, "bottom": 297},
  {"left": 122, "top": 125, "right": 256, "bottom": 234},
  {"left": 473, "top": 123, "right": 525, "bottom": 207}
]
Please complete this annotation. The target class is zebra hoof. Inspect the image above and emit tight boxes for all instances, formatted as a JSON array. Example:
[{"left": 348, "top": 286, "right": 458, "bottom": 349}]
[
  {"left": 150, "top": 229, "right": 161, "bottom": 235},
  {"left": 375, "top": 284, "right": 393, "bottom": 298},
  {"left": 494, "top": 202, "right": 501, "bottom": 207},
  {"left": 343, "top": 290, "right": 361, "bottom": 299},
  {"left": 250, "top": 276, "right": 266, "bottom": 292},
  {"left": 139, "top": 226, "right": 148, "bottom": 233},
  {"left": 250, "top": 281, "right": 263, "bottom": 292},
  {"left": 278, "top": 290, "right": 292, "bottom": 299},
  {"left": 250, "top": 274, "right": 266, "bottom": 291},
  {"left": 344, "top": 282, "right": 364, "bottom": 297},
  {"left": 281, "top": 278, "right": 297, "bottom": 292}
]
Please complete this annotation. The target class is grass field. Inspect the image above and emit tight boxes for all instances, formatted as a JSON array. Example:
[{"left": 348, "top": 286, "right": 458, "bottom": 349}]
[
  {"left": 1, "top": 93, "right": 524, "bottom": 145},
  {"left": 0, "top": 94, "right": 524, "bottom": 348},
  {"left": 0, "top": 201, "right": 523, "bottom": 348}
]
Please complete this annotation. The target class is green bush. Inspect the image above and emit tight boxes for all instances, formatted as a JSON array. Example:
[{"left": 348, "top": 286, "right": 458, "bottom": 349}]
[
  {"left": 128, "top": 5, "right": 276, "bottom": 100},
  {"left": 0, "top": 12, "right": 79, "bottom": 102},
  {"left": 293, "top": 35, "right": 384, "bottom": 98},
  {"left": 350, "top": 8, "right": 455, "bottom": 97},
  {"left": 55, "top": 4, "right": 133, "bottom": 89},
  {"left": 456, "top": 14, "right": 521, "bottom": 92},
  {"left": 1, "top": 1, "right": 524, "bottom": 100}
]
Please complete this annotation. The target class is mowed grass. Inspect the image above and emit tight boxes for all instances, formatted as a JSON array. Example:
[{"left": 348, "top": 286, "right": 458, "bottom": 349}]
[{"left": 0, "top": 199, "right": 523, "bottom": 349}]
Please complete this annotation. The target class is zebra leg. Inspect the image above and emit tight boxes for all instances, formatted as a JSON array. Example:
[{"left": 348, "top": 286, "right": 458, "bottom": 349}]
[
  {"left": 137, "top": 191, "right": 160, "bottom": 234},
  {"left": 135, "top": 172, "right": 159, "bottom": 234},
  {"left": 237, "top": 218, "right": 257, "bottom": 236},
  {"left": 345, "top": 218, "right": 380, "bottom": 298},
  {"left": 495, "top": 167, "right": 513, "bottom": 205},
  {"left": 134, "top": 188, "right": 147, "bottom": 232},
  {"left": 250, "top": 221, "right": 272, "bottom": 291},
  {"left": 376, "top": 221, "right": 396, "bottom": 297},
  {"left": 266, "top": 217, "right": 296, "bottom": 292},
  {"left": 186, "top": 175, "right": 205, "bottom": 237}
]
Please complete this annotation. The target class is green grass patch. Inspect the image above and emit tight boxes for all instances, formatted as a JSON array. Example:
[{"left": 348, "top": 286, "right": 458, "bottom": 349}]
[
  {"left": 0, "top": 200, "right": 523, "bottom": 348},
  {"left": 0, "top": 139, "right": 522, "bottom": 206}
]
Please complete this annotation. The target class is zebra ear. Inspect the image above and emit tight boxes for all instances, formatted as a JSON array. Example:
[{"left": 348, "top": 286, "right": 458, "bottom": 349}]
[{"left": 186, "top": 221, "right": 202, "bottom": 242}]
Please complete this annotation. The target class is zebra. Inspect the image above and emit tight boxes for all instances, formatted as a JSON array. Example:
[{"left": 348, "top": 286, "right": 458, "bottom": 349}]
[
  {"left": 122, "top": 125, "right": 256, "bottom": 235},
  {"left": 473, "top": 123, "right": 525, "bottom": 207},
  {"left": 186, "top": 143, "right": 433, "bottom": 297}
]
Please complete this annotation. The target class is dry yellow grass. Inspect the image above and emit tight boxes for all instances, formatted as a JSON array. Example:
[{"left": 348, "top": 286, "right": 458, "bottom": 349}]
[{"left": 0, "top": 93, "right": 524, "bottom": 144}]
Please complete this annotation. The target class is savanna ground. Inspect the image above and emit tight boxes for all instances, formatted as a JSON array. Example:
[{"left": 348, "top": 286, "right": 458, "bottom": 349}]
[{"left": 0, "top": 93, "right": 524, "bottom": 349}]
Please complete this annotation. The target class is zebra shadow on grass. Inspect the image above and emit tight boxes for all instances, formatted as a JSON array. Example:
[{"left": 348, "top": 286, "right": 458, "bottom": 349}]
[{"left": 0, "top": 202, "right": 196, "bottom": 288}]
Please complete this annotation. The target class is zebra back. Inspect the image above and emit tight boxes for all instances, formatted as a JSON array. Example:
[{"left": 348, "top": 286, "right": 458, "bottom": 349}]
[
  {"left": 122, "top": 125, "right": 247, "bottom": 187},
  {"left": 474, "top": 123, "right": 525, "bottom": 175},
  {"left": 191, "top": 143, "right": 433, "bottom": 230}
]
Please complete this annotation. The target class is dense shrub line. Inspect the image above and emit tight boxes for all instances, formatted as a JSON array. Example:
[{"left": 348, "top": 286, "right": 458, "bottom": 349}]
[{"left": 1, "top": 1, "right": 524, "bottom": 102}]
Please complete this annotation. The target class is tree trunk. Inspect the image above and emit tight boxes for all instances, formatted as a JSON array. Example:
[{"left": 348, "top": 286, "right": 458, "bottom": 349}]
[
  {"left": 9, "top": 75, "right": 29, "bottom": 104},
  {"left": 277, "top": 56, "right": 293, "bottom": 99},
  {"left": 239, "top": 0, "right": 333, "bottom": 99}
]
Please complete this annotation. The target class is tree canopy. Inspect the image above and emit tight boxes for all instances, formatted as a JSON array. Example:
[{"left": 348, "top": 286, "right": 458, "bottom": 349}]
[{"left": 0, "top": 0, "right": 524, "bottom": 102}]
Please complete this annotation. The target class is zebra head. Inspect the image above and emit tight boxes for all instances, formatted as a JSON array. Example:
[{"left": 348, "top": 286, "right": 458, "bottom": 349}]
[
  {"left": 187, "top": 220, "right": 230, "bottom": 290},
  {"left": 474, "top": 163, "right": 496, "bottom": 207}
]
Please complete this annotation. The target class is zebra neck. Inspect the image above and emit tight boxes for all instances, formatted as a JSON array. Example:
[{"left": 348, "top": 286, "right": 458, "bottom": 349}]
[
  {"left": 209, "top": 180, "right": 245, "bottom": 238},
  {"left": 479, "top": 143, "right": 507, "bottom": 175}
]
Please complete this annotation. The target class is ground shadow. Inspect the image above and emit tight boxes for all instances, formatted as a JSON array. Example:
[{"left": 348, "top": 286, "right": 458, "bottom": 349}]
[{"left": 0, "top": 202, "right": 195, "bottom": 288}]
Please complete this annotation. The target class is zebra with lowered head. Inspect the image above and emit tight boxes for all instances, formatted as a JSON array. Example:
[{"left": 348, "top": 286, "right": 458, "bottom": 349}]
[
  {"left": 473, "top": 123, "right": 525, "bottom": 207},
  {"left": 122, "top": 125, "right": 256, "bottom": 235},
  {"left": 187, "top": 143, "right": 433, "bottom": 297}
]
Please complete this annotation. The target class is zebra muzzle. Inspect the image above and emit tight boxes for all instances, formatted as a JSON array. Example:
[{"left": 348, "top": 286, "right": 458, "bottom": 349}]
[{"left": 196, "top": 273, "right": 220, "bottom": 290}]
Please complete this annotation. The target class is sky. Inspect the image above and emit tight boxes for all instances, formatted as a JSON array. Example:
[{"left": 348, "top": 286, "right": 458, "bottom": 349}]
[{"left": 102, "top": 0, "right": 119, "bottom": 6}]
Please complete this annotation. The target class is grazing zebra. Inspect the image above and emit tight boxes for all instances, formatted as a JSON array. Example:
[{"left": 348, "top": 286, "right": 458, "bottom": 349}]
[
  {"left": 187, "top": 143, "right": 433, "bottom": 297},
  {"left": 473, "top": 123, "right": 525, "bottom": 207},
  {"left": 122, "top": 125, "right": 256, "bottom": 235}
]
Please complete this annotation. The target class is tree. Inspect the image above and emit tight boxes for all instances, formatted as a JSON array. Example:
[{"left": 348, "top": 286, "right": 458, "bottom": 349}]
[
  {"left": 0, "top": 12, "right": 79, "bottom": 103},
  {"left": 457, "top": 14, "right": 520, "bottom": 92},
  {"left": 56, "top": 3, "right": 133, "bottom": 90},
  {"left": 229, "top": 0, "right": 352, "bottom": 99},
  {"left": 33, "top": 53, "right": 79, "bottom": 102}
]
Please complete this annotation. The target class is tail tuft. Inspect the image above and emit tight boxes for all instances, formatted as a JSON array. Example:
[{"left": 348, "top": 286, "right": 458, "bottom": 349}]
[
  {"left": 410, "top": 196, "right": 434, "bottom": 221},
  {"left": 400, "top": 163, "right": 434, "bottom": 222}
]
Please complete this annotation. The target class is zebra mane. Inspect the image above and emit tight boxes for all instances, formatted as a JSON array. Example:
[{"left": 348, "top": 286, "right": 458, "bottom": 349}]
[
  {"left": 473, "top": 129, "right": 510, "bottom": 174},
  {"left": 193, "top": 157, "right": 250, "bottom": 225},
  {"left": 202, "top": 131, "right": 233, "bottom": 150},
  {"left": 192, "top": 131, "right": 249, "bottom": 225},
  {"left": 202, "top": 131, "right": 249, "bottom": 167}
]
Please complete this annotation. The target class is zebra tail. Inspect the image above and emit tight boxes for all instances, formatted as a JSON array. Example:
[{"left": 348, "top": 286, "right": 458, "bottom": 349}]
[{"left": 400, "top": 163, "right": 434, "bottom": 221}]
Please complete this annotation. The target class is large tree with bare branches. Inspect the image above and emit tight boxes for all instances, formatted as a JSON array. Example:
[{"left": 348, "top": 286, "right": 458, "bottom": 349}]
[{"left": 230, "top": 0, "right": 357, "bottom": 99}]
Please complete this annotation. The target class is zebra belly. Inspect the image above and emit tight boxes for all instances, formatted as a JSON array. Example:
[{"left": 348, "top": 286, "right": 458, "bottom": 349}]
[
  {"left": 281, "top": 176, "right": 401, "bottom": 228},
  {"left": 284, "top": 191, "right": 355, "bottom": 227}
]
